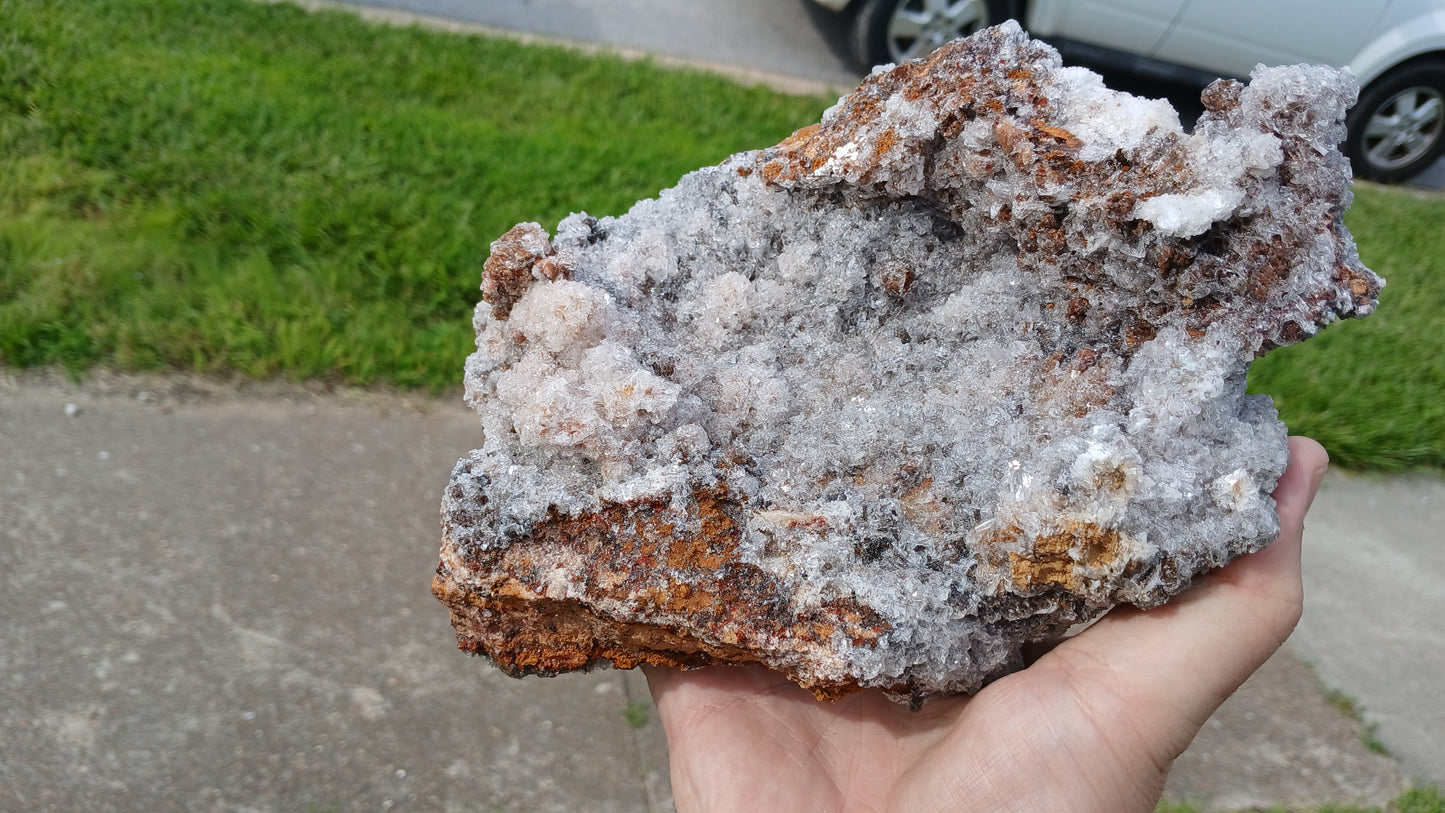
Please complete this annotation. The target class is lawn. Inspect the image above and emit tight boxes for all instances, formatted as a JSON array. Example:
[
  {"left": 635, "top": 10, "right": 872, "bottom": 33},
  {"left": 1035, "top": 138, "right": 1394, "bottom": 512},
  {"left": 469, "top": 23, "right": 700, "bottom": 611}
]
[
  {"left": 0, "top": 0, "right": 830, "bottom": 387},
  {"left": 1247, "top": 185, "right": 1445, "bottom": 470},
  {"left": 2, "top": 0, "right": 1442, "bottom": 470}
]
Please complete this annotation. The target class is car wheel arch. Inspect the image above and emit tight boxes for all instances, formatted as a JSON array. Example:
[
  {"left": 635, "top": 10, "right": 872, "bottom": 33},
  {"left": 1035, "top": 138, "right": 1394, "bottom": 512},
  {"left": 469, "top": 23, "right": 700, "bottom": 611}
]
[
  {"left": 846, "top": 0, "right": 1018, "bottom": 71},
  {"left": 1345, "top": 54, "right": 1445, "bottom": 182}
]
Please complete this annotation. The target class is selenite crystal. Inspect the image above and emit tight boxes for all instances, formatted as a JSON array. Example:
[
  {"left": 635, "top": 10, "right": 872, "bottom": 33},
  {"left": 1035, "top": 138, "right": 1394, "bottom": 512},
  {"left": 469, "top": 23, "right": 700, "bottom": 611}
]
[{"left": 432, "top": 22, "right": 1381, "bottom": 702}]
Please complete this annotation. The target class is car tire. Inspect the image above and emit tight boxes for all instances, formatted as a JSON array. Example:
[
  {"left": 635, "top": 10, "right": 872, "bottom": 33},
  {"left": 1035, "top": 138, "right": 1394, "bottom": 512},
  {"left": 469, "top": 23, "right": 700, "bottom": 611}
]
[
  {"left": 1346, "top": 58, "right": 1445, "bottom": 184},
  {"left": 848, "top": 0, "right": 1010, "bottom": 72}
]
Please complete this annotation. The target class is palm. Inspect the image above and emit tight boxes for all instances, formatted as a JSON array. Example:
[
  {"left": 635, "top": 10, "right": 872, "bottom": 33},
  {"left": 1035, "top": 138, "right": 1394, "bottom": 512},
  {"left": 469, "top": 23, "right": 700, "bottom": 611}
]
[
  {"left": 647, "top": 665, "right": 971, "bottom": 812},
  {"left": 647, "top": 632, "right": 1176, "bottom": 812},
  {"left": 647, "top": 437, "right": 1328, "bottom": 813}
]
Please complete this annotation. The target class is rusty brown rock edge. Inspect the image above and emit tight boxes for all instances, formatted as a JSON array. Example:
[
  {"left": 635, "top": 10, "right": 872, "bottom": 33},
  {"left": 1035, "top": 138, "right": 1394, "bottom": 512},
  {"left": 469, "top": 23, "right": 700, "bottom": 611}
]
[
  {"left": 433, "top": 462, "right": 1209, "bottom": 700},
  {"left": 433, "top": 458, "right": 1172, "bottom": 701},
  {"left": 433, "top": 469, "right": 894, "bottom": 700}
]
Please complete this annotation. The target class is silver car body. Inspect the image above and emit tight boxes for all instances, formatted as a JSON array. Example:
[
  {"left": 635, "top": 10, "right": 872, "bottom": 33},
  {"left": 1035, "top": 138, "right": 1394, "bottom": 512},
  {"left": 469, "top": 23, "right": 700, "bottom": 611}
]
[{"left": 1024, "top": 0, "right": 1445, "bottom": 88}]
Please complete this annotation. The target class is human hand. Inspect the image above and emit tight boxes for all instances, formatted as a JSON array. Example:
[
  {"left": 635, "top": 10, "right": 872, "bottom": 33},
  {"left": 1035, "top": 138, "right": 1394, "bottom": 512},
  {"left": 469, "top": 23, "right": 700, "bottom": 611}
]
[{"left": 645, "top": 436, "right": 1329, "bottom": 813}]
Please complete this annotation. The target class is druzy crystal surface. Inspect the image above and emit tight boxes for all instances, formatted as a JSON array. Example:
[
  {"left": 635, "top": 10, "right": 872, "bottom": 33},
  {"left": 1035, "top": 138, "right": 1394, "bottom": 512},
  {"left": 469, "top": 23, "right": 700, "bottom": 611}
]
[{"left": 433, "top": 23, "right": 1380, "bottom": 701}]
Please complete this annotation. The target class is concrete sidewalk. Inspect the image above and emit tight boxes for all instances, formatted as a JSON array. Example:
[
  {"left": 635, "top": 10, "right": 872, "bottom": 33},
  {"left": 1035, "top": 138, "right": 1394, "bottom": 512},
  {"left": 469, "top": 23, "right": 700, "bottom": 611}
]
[{"left": 0, "top": 371, "right": 1432, "bottom": 811}]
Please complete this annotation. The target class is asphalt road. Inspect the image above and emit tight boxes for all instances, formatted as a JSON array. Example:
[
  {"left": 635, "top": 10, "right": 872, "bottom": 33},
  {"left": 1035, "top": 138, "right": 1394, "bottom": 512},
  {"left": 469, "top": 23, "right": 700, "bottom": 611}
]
[
  {"left": 0, "top": 372, "right": 1417, "bottom": 809},
  {"left": 344, "top": 0, "right": 1445, "bottom": 190}
]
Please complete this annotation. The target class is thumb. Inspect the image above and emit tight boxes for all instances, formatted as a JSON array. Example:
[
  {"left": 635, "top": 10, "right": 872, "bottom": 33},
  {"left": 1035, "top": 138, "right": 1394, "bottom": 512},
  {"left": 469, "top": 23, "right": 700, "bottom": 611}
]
[{"left": 1035, "top": 436, "right": 1329, "bottom": 752}]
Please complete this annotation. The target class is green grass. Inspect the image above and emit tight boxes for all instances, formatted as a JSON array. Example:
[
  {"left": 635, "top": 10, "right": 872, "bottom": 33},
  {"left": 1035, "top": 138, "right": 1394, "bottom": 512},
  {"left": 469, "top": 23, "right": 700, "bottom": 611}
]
[
  {"left": 0, "top": 0, "right": 829, "bottom": 388},
  {"left": 2, "top": 0, "right": 1443, "bottom": 471},
  {"left": 1157, "top": 785, "right": 1445, "bottom": 813},
  {"left": 620, "top": 699, "right": 650, "bottom": 729},
  {"left": 1397, "top": 788, "right": 1445, "bottom": 813},
  {"left": 1247, "top": 185, "right": 1445, "bottom": 470},
  {"left": 1322, "top": 687, "right": 1390, "bottom": 756}
]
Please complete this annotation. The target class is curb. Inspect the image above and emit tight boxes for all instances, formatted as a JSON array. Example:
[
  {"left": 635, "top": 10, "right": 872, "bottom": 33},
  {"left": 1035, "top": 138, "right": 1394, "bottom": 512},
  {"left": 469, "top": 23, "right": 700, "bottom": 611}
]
[{"left": 259, "top": 0, "right": 850, "bottom": 97}]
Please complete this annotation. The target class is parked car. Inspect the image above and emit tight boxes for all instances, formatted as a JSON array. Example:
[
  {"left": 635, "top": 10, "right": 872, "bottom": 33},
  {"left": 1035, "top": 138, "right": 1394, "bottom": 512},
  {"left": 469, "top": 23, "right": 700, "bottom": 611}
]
[{"left": 808, "top": 0, "right": 1445, "bottom": 182}]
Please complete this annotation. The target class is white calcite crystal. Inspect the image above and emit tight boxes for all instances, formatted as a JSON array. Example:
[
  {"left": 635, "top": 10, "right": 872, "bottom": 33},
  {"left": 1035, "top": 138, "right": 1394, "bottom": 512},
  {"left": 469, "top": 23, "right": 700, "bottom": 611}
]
[{"left": 433, "top": 22, "right": 1381, "bottom": 702}]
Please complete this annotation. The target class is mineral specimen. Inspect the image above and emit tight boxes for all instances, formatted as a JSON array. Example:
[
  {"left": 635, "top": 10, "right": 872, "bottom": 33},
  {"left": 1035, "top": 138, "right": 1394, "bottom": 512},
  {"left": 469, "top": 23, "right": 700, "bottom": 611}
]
[{"left": 432, "top": 22, "right": 1380, "bottom": 702}]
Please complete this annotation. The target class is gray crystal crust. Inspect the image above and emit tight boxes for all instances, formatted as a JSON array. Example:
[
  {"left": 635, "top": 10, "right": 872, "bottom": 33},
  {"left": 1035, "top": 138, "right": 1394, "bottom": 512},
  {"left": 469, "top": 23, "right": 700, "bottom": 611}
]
[{"left": 434, "top": 22, "right": 1381, "bottom": 701}]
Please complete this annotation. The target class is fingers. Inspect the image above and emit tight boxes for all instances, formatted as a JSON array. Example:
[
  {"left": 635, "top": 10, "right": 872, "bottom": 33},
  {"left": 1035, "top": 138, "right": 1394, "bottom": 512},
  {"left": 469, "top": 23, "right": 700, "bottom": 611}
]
[
  {"left": 1232, "top": 436, "right": 1328, "bottom": 601},
  {"left": 1033, "top": 436, "right": 1329, "bottom": 753}
]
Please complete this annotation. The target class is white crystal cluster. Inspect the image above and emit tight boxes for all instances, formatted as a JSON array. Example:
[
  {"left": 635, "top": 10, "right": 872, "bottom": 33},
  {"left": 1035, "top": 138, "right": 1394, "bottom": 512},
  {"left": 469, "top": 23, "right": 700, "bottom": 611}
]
[{"left": 444, "top": 23, "right": 1379, "bottom": 697}]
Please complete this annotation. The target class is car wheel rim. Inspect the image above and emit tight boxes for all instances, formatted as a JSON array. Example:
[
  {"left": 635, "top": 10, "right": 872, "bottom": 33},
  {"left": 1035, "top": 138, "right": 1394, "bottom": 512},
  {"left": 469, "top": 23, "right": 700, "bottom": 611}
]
[
  {"left": 1362, "top": 85, "right": 1444, "bottom": 171},
  {"left": 885, "top": 0, "right": 989, "bottom": 64}
]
